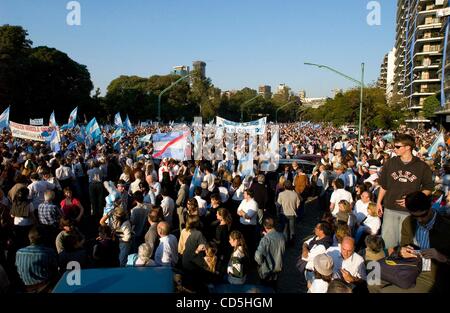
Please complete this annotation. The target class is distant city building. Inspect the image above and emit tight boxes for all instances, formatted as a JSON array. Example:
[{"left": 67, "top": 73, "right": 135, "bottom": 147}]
[
  {"left": 302, "top": 97, "right": 327, "bottom": 109},
  {"left": 172, "top": 65, "right": 190, "bottom": 76},
  {"left": 332, "top": 88, "right": 343, "bottom": 97},
  {"left": 192, "top": 60, "right": 206, "bottom": 79},
  {"left": 258, "top": 85, "right": 272, "bottom": 99},
  {"left": 221, "top": 90, "right": 238, "bottom": 99},
  {"left": 298, "top": 90, "right": 306, "bottom": 103},
  {"left": 275, "top": 84, "right": 291, "bottom": 102},
  {"left": 378, "top": 48, "right": 396, "bottom": 99}
]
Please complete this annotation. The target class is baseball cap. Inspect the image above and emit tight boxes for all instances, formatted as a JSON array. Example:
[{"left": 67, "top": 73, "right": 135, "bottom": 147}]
[
  {"left": 314, "top": 254, "right": 334, "bottom": 276},
  {"left": 369, "top": 165, "right": 378, "bottom": 171}
]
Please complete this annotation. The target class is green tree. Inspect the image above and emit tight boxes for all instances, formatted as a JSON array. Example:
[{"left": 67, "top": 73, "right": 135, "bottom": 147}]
[
  {"left": 422, "top": 95, "right": 440, "bottom": 119},
  {"left": 0, "top": 25, "right": 93, "bottom": 122}
]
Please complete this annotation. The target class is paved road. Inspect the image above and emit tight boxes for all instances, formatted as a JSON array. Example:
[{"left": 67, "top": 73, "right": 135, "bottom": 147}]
[{"left": 276, "top": 198, "right": 323, "bottom": 293}]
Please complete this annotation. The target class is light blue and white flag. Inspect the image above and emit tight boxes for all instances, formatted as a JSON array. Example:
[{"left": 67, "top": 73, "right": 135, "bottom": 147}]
[
  {"left": 138, "top": 134, "right": 152, "bottom": 143},
  {"left": 112, "top": 127, "right": 123, "bottom": 140},
  {"left": 0, "top": 106, "right": 10, "bottom": 129},
  {"left": 85, "top": 117, "right": 101, "bottom": 143},
  {"left": 49, "top": 111, "right": 58, "bottom": 128},
  {"left": 49, "top": 129, "right": 61, "bottom": 152},
  {"left": 60, "top": 107, "right": 78, "bottom": 130},
  {"left": 124, "top": 115, "right": 134, "bottom": 132},
  {"left": 189, "top": 166, "right": 203, "bottom": 198},
  {"left": 114, "top": 112, "right": 123, "bottom": 128},
  {"left": 428, "top": 132, "right": 446, "bottom": 156},
  {"left": 238, "top": 153, "right": 254, "bottom": 178},
  {"left": 382, "top": 132, "right": 394, "bottom": 143}
]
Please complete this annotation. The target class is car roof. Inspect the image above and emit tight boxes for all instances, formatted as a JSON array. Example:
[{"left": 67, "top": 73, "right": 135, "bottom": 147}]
[{"left": 278, "top": 158, "right": 316, "bottom": 166}]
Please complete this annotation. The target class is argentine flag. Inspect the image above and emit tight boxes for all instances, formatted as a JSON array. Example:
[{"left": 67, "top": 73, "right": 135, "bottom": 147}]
[
  {"left": 61, "top": 107, "right": 78, "bottom": 130},
  {"left": 112, "top": 127, "right": 123, "bottom": 140},
  {"left": 49, "top": 111, "right": 58, "bottom": 128},
  {"left": 49, "top": 129, "right": 61, "bottom": 152},
  {"left": 0, "top": 106, "right": 10, "bottom": 129},
  {"left": 114, "top": 112, "right": 123, "bottom": 128},
  {"left": 86, "top": 117, "right": 101, "bottom": 143},
  {"left": 189, "top": 167, "right": 203, "bottom": 198},
  {"left": 124, "top": 115, "right": 134, "bottom": 132},
  {"left": 428, "top": 132, "right": 446, "bottom": 156}
]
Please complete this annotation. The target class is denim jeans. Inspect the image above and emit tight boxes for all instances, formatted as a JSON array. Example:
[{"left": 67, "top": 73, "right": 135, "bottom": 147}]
[{"left": 119, "top": 241, "right": 131, "bottom": 267}]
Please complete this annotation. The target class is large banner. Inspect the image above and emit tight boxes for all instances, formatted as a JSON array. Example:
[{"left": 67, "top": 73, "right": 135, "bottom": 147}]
[
  {"left": 216, "top": 116, "right": 266, "bottom": 135},
  {"left": 10, "top": 121, "right": 50, "bottom": 142}
]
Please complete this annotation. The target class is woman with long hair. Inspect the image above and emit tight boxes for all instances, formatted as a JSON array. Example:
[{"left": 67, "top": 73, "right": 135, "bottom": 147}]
[
  {"left": 214, "top": 208, "right": 232, "bottom": 274},
  {"left": 227, "top": 230, "right": 248, "bottom": 285}
]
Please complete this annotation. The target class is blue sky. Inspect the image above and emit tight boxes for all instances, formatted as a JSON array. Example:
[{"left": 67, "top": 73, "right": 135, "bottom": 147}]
[{"left": 0, "top": 0, "right": 397, "bottom": 97}]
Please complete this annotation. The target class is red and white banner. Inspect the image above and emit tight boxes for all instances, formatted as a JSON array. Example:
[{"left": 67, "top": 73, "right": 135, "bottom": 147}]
[{"left": 10, "top": 121, "right": 51, "bottom": 142}]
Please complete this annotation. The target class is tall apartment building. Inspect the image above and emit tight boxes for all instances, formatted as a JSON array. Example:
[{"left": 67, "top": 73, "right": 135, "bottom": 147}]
[
  {"left": 393, "top": 0, "right": 446, "bottom": 123},
  {"left": 378, "top": 53, "right": 389, "bottom": 89},
  {"left": 258, "top": 85, "right": 272, "bottom": 99},
  {"left": 378, "top": 48, "right": 396, "bottom": 99},
  {"left": 437, "top": 0, "right": 450, "bottom": 121},
  {"left": 192, "top": 61, "right": 206, "bottom": 79}
]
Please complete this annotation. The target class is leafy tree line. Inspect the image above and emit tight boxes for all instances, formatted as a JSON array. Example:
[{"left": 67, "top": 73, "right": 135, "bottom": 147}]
[
  {"left": 0, "top": 25, "right": 94, "bottom": 123},
  {"left": 302, "top": 86, "right": 406, "bottom": 130}
]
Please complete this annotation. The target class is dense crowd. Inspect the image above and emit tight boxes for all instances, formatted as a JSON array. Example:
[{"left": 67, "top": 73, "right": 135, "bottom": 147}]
[{"left": 0, "top": 122, "right": 449, "bottom": 293}]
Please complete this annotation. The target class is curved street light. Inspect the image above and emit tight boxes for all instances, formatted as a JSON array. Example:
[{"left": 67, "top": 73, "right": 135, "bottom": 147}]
[
  {"left": 157, "top": 73, "right": 192, "bottom": 122},
  {"left": 304, "top": 62, "right": 364, "bottom": 159},
  {"left": 275, "top": 100, "right": 296, "bottom": 123},
  {"left": 241, "top": 94, "right": 263, "bottom": 122}
]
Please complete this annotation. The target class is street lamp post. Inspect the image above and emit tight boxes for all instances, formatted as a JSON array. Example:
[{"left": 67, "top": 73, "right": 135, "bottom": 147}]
[
  {"left": 275, "top": 100, "right": 296, "bottom": 123},
  {"left": 304, "top": 62, "right": 365, "bottom": 159},
  {"left": 241, "top": 94, "right": 262, "bottom": 122},
  {"left": 157, "top": 73, "right": 192, "bottom": 122}
]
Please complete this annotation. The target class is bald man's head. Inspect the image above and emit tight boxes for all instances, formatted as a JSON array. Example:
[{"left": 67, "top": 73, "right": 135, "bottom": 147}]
[{"left": 341, "top": 236, "right": 355, "bottom": 260}]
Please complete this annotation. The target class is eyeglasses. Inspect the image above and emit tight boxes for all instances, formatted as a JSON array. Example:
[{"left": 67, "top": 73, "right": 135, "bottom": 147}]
[{"left": 410, "top": 210, "right": 429, "bottom": 219}]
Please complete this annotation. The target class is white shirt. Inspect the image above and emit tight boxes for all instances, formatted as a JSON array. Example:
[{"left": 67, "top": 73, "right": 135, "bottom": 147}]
[
  {"left": 303, "top": 237, "right": 328, "bottom": 271},
  {"left": 353, "top": 200, "right": 369, "bottom": 224},
  {"left": 327, "top": 247, "right": 366, "bottom": 281},
  {"left": 308, "top": 279, "right": 329, "bottom": 293},
  {"left": 150, "top": 182, "right": 161, "bottom": 197},
  {"left": 330, "top": 189, "right": 353, "bottom": 216},
  {"left": 362, "top": 215, "right": 381, "bottom": 235},
  {"left": 129, "top": 179, "right": 141, "bottom": 194},
  {"left": 160, "top": 196, "right": 175, "bottom": 227},
  {"left": 56, "top": 165, "right": 74, "bottom": 181},
  {"left": 28, "top": 180, "right": 55, "bottom": 209},
  {"left": 155, "top": 234, "right": 178, "bottom": 267},
  {"left": 203, "top": 173, "right": 216, "bottom": 192},
  {"left": 194, "top": 196, "right": 207, "bottom": 216},
  {"left": 237, "top": 198, "right": 258, "bottom": 225}
]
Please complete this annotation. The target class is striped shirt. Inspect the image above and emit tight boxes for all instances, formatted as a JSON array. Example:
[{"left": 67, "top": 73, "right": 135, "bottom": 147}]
[
  {"left": 414, "top": 211, "right": 437, "bottom": 272},
  {"left": 15, "top": 245, "right": 57, "bottom": 286}
]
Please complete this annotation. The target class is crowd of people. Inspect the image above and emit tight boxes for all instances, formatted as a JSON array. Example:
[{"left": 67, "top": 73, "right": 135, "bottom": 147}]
[{"left": 0, "top": 122, "right": 449, "bottom": 294}]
